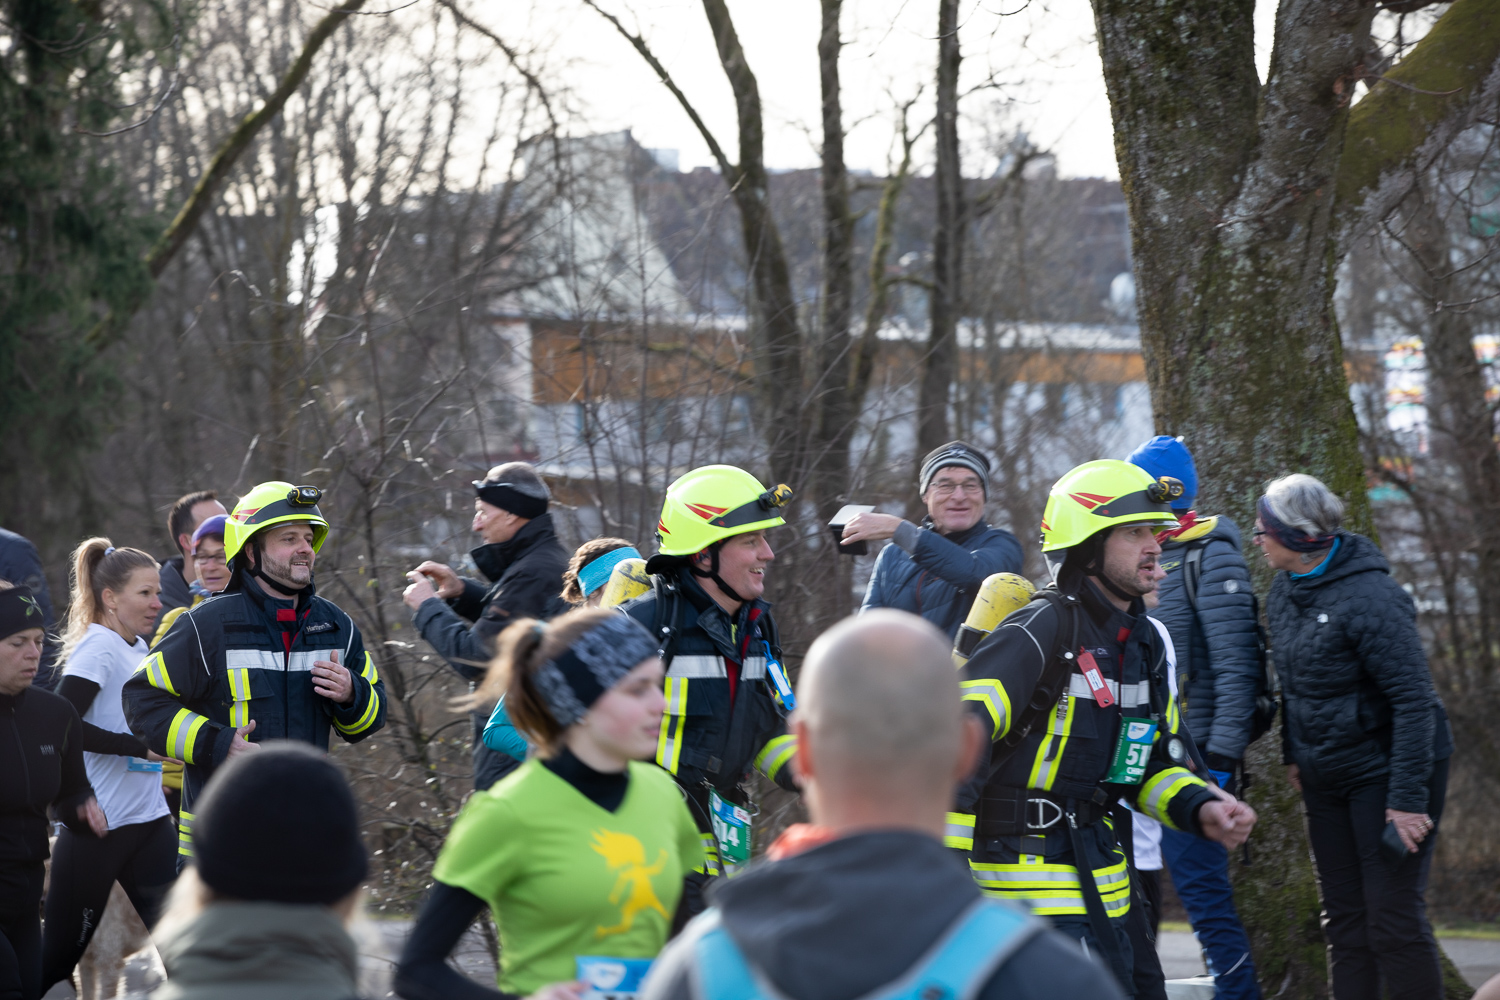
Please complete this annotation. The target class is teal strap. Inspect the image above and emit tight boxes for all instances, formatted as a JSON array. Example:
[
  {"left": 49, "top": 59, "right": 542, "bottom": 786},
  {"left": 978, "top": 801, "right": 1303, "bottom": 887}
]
[
  {"left": 695, "top": 915, "right": 767, "bottom": 1000},
  {"left": 693, "top": 899, "right": 1040, "bottom": 1000}
]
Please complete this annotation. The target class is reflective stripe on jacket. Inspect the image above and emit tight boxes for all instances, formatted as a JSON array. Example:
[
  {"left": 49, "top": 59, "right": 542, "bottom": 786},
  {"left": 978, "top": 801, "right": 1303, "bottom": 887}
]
[
  {"left": 621, "top": 571, "right": 798, "bottom": 818},
  {"left": 949, "top": 579, "right": 1214, "bottom": 916},
  {"left": 123, "top": 576, "right": 384, "bottom": 853}
]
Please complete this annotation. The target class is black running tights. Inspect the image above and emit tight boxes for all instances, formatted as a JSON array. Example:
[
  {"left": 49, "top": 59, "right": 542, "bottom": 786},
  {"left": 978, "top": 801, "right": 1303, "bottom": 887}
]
[{"left": 40, "top": 815, "right": 176, "bottom": 995}]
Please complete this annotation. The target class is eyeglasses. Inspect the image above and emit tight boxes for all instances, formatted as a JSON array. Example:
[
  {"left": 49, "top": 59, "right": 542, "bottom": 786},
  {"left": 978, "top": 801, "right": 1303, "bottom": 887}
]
[
  {"left": 194, "top": 552, "right": 227, "bottom": 566},
  {"left": 928, "top": 481, "right": 984, "bottom": 498}
]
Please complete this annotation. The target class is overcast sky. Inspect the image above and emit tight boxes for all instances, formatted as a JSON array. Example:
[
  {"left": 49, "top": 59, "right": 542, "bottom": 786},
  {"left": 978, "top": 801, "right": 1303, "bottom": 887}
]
[{"left": 495, "top": 0, "right": 1279, "bottom": 179}]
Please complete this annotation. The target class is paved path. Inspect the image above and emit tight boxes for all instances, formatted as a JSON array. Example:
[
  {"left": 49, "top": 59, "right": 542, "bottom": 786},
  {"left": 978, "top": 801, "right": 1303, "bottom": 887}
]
[{"left": 44, "top": 922, "right": 1500, "bottom": 998}]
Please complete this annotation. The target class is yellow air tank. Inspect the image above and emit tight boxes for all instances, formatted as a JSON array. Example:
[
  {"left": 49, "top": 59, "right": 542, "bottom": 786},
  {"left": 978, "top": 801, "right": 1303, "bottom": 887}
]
[
  {"left": 598, "top": 558, "right": 652, "bottom": 608},
  {"left": 952, "top": 572, "right": 1036, "bottom": 667}
]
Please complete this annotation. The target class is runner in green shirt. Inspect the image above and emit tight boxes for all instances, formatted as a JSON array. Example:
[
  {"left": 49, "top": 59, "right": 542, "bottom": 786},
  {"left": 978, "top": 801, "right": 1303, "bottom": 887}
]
[{"left": 396, "top": 608, "right": 702, "bottom": 1000}]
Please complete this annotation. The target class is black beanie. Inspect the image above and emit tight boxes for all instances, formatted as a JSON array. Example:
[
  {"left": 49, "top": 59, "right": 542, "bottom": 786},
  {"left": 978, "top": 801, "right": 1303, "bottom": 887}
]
[{"left": 193, "top": 742, "right": 368, "bottom": 905}]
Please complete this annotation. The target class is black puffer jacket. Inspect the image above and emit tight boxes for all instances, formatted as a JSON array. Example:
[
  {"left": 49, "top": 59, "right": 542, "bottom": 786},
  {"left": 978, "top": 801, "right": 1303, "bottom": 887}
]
[
  {"left": 1268, "top": 531, "right": 1452, "bottom": 813},
  {"left": 412, "top": 512, "right": 569, "bottom": 681}
]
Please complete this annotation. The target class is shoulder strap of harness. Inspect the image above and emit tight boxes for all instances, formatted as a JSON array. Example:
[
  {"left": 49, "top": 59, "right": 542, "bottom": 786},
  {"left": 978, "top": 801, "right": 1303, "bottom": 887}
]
[
  {"left": 1182, "top": 543, "right": 1205, "bottom": 614},
  {"left": 650, "top": 574, "right": 685, "bottom": 668},
  {"left": 693, "top": 898, "right": 1042, "bottom": 1000},
  {"left": 992, "top": 587, "right": 1081, "bottom": 764}
]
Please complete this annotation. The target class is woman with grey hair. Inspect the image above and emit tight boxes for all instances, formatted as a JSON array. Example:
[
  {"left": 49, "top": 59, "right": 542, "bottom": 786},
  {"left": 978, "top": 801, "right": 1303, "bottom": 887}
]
[{"left": 1255, "top": 473, "right": 1452, "bottom": 1000}]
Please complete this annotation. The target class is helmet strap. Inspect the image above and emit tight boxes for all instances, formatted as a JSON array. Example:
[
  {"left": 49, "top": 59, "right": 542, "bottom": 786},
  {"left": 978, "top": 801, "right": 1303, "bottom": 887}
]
[
  {"left": 689, "top": 543, "right": 746, "bottom": 606},
  {"left": 244, "top": 539, "right": 311, "bottom": 597},
  {"left": 1073, "top": 528, "right": 1143, "bottom": 605}
]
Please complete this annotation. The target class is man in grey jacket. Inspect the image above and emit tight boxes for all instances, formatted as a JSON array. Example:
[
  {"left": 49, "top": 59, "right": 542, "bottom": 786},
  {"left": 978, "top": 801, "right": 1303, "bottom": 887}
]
[
  {"left": 1128, "top": 435, "right": 1262, "bottom": 1000},
  {"left": 641, "top": 611, "right": 1123, "bottom": 1000},
  {"left": 847, "top": 442, "right": 1023, "bottom": 640}
]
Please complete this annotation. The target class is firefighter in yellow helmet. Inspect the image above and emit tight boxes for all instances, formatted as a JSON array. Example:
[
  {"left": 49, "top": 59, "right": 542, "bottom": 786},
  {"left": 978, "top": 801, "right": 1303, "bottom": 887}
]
[
  {"left": 123, "top": 483, "right": 385, "bottom": 861},
  {"left": 947, "top": 460, "right": 1257, "bottom": 995},
  {"left": 618, "top": 465, "right": 799, "bottom": 926}
]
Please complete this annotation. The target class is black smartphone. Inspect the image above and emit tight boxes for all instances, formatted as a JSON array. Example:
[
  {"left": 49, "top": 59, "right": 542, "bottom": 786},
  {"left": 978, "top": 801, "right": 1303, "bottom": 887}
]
[
  {"left": 828, "top": 504, "right": 876, "bottom": 556},
  {"left": 1380, "top": 820, "right": 1410, "bottom": 868}
]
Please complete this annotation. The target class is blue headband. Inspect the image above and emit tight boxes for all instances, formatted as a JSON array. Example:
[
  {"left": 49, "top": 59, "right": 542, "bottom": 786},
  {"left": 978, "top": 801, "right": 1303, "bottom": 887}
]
[{"left": 577, "top": 546, "right": 642, "bottom": 598}]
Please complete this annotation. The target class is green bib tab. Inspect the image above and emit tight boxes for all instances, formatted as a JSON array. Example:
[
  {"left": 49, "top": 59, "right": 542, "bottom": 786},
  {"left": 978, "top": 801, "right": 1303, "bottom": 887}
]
[
  {"left": 708, "top": 788, "right": 752, "bottom": 866},
  {"left": 1106, "top": 717, "right": 1158, "bottom": 785}
]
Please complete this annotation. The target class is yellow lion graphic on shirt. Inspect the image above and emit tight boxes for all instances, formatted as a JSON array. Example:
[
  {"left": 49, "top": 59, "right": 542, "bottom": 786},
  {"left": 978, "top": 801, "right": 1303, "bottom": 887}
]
[{"left": 591, "top": 829, "right": 670, "bottom": 937}]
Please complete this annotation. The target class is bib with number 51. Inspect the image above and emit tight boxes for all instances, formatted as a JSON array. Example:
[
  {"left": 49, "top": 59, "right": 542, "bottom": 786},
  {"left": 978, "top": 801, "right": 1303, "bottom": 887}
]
[{"left": 1106, "top": 717, "right": 1158, "bottom": 785}]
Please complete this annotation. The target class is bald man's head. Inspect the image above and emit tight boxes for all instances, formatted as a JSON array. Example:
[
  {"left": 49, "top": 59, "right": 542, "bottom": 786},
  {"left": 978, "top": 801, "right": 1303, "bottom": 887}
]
[{"left": 797, "top": 610, "right": 966, "bottom": 798}]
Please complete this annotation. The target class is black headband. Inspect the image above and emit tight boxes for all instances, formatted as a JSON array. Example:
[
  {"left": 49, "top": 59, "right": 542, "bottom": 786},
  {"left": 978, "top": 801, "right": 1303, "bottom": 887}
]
[
  {"left": 0, "top": 587, "right": 47, "bottom": 642},
  {"left": 531, "top": 615, "right": 658, "bottom": 727},
  {"left": 473, "top": 480, "right": 547, "bottom": 519},
  {"left": 1257, "top": 497, "right": 1336, "bottom": 553}
]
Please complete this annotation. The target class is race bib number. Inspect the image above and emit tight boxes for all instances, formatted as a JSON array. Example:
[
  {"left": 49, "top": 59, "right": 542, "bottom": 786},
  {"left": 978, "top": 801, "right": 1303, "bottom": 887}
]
[
  {"left": 1106, "top": 717, "right": 1158, "bottom": 785},
  {"left": 708, "top": 787, "right": 752, "bottom": 866},
  {"left": 576, "top": 956, "right": 652, "bottom": 999}
]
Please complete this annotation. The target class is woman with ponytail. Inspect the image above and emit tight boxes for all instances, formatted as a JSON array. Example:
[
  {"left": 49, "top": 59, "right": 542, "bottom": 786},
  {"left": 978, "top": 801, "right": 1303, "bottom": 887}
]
[
  {"left": 395, "top": 609, "right": 702, "bottom": 1000},
  {"left": 41, "top": 539, "right": 178, "bottom": 995}
]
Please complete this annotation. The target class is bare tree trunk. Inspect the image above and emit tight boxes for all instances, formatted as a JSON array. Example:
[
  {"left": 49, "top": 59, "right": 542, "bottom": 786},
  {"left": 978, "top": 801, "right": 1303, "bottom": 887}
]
[
  {"left": 918, "top": 0, "right": 963, "bottom": 463},
  {"left": 699, "top": 0, "right": 804, "bottom": 484}
]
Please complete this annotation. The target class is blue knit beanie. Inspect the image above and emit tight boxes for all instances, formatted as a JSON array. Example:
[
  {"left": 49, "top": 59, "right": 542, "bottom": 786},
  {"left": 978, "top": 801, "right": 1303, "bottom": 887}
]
[{"left": 1126, "top": 436, "right": 1197, "bottom": 512}]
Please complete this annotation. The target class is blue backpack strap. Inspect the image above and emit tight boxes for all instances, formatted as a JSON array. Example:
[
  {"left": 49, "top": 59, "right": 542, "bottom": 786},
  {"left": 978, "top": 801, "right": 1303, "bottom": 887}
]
[
  {"left": 868, "top": 899, "right": 1042, "bottom": 1000},
  {"left": 692, "top": 899, "right": 1040, "bottom": 1000},
  {"left": 693, "top": 911, "right": 773, "bottom": 1000}
]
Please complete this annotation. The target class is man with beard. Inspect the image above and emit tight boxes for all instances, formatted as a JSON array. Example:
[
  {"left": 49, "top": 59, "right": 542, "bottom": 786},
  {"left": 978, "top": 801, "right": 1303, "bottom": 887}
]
[
  {"left": 947, "top": 460, "right": 1256, "bottom": 997},
  {"left": 124, "top": 482, "right": 385, "bottom": 863}
]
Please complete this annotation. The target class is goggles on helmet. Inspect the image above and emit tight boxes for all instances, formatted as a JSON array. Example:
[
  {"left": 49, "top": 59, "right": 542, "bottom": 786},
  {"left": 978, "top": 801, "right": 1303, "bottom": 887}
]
[{"left": 705, "top": 483, "right": 794, "bottom": 531}]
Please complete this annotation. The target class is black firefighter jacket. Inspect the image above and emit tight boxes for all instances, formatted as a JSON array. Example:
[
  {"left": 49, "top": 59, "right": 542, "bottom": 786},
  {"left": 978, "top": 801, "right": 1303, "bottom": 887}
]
[
  {"left": 949, "top": 577, "right": 1214, "bottom": 916},
  {"left": 1268, "top": 530, "right": 1452, "bottom": 813},
  {"left": 621, "top": 570, "right": 798, "bottom": 821},
  {"left": 123, "top": 574, "right": 385, "bottom": 852}
]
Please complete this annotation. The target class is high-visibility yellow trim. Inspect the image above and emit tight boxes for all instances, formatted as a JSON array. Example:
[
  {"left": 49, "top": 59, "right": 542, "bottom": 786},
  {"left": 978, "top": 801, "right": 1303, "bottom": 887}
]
[
  {"left": 177, "top": 809, "right": 195, "bottom": 858},
  {"left": 139, "top": 652, "right": 179, "bottom": 697},
  {"left": 753, "top": 734, "right": 797, "bottom": 782},
  {"left": 1028, "top": 694, "right": 1076, "bottom": 791},
  {"left": 1137, "top": 766, "right": 1206, "bottom": 829},
  {"left": 695, "top": 831, "right": 722, "bottom": 877},
  {"left": 166, "top": 709, "right": 211, "bottom": 764},
  {"left": 334, "top": 680, "right": 382, "bottom": 735},
  {"left": 359, "top": 651, "right": 379, "bottom": 684},
  {"left": 944, "top": 812, "right": 975, "bottom": 851},
  {"left": 968, "top": 853, "right": 1130, "bottom": 916},
  {"left": 960, "top": 678, "right": 1012, "bottom": 739},
  {"left": 227, "top": 668, "right": 251, "bottom": 729},
  {"left": 656, "top": 677, "right": 688, "bottom": 774}
]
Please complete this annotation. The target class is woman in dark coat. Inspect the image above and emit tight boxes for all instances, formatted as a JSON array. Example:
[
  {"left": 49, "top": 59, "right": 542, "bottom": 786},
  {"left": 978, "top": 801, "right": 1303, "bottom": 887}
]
[{"left": 1254, "top": 474, "right": 1453, "bottom": 1000}]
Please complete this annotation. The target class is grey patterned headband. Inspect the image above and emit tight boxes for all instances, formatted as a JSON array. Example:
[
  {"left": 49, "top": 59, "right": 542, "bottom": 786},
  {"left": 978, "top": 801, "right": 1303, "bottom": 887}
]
[{"left": 532, "top": 614, "right": 659, "bottom": 728}]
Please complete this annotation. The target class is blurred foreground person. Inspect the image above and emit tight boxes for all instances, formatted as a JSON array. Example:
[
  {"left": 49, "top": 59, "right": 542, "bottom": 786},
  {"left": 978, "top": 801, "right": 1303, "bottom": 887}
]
[
  {"left": 149, "top": 742, "right": 369, "bottom": 1000},
  {"left": 642, "top": 610, "right": 1124, "bottom": 1000},
  {"left": 158, "top": 492, "right": 228, "bottom": 614},
  {"left": 396, "top": 610, "right": 701, "bottom": 1000},
  {"left": 475, "top": 538, "right": 644, "bottom": 763},
  {"left": 0, "top": 582, "right": 107, "bottom": 1000},
  {"left": 124, "top": 482, "right": 385, "bottom": 862},
  {"left": 43, "top": 541, "right": 176, "bottom": 994},
  {"left": 1257, "top": 474, "right": 1452, "bottom": 1000},
  {"left": 403, "top": 463, "right": 568, "bottom": 789},
  {"left": 850, "top": 442, "right": 1023, "bottom": 640}
]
